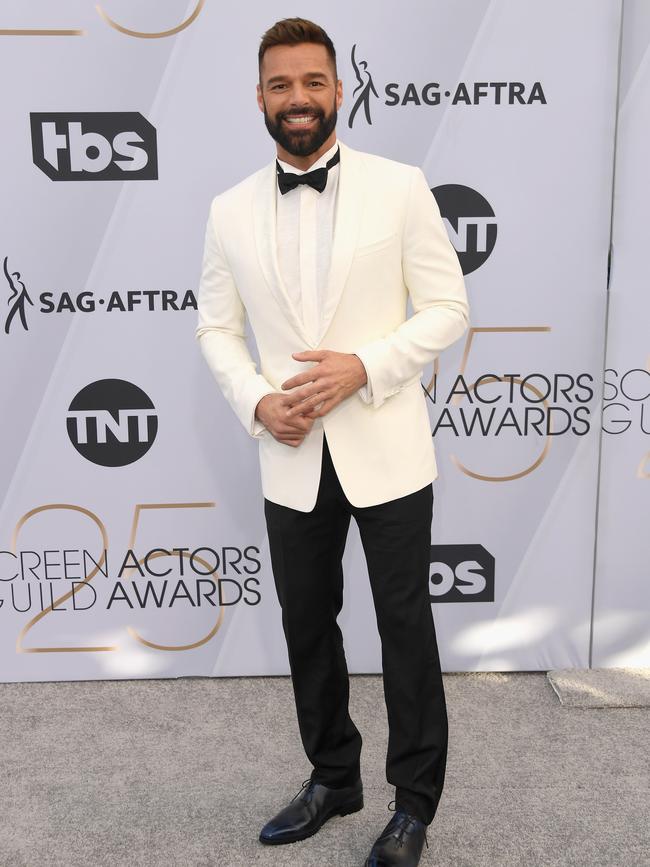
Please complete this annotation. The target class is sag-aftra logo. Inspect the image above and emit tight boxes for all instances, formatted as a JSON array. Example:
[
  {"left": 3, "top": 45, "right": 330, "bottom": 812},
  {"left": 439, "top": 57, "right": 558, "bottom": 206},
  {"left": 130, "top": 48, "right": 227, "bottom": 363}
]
[{"left": 348, "top": 44, "right": 546, "bottom": 128}]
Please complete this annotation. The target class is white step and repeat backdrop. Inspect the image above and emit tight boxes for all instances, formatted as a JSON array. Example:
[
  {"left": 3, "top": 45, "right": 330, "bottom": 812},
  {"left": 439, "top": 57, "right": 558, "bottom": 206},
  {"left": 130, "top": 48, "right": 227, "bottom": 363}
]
[
  {"left": 0, "top": 0, "right": 643, "bottom": 683},
  {"left": 592, "top": 0, "right": 650, "bottom": 668}
]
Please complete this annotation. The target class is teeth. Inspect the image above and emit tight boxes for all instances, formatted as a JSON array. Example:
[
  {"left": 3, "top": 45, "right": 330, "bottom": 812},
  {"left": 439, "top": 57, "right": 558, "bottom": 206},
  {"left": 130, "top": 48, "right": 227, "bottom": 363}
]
[{"left": 285, "top": 116, "right": 314, "bottom": 124}]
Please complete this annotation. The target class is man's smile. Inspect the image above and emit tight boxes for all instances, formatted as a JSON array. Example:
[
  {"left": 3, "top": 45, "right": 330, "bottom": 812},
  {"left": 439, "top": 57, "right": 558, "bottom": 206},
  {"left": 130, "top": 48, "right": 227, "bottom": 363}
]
[
  {"left": 285, "top": 115, "right": 315, "bottom": 124},
  {"left": 282, "top": 113, "right": 319, "bottom": 129}
]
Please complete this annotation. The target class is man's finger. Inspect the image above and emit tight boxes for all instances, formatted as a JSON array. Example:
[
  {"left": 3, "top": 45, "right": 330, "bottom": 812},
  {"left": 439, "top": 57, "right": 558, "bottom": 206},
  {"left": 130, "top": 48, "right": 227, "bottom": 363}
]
[
  {"left": 292, "top": 350, "right": 327, "bottom": 362},
  {"left": 285, "top": 383, "right": 328, "bottom": 410},
  {"left": 304, "top": 397, "right": 338, "bottom": 419},
  {"left": 279, "top": 436, "right": 304, "bottom": 447},
  {"left": 286, "top": 391, "right": 327, "bottom": 417},
  {"left": 276, "top": 414, "right": 312, "bottom": 433},
  {"left": 275, "top": 424, "right": 308, "bottom": 437},
  {"left": 281, "top": 369, "right": 321, "bottom": 391},
  {"left": 284, "top": 385, "right": 313, "bottom": 404},
  {"left": 273, "top": 428, "right": 304, "bottom": 441}
]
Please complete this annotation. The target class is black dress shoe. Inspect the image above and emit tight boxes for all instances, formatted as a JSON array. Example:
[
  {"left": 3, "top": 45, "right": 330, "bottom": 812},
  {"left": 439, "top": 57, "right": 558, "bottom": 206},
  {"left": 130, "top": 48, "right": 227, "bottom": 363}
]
[
  {"left": 259, "top": 777, "right": 364, "bottom": 845},
  {"left": 364, "top": 807, "right": 429, "bottom": 866}
]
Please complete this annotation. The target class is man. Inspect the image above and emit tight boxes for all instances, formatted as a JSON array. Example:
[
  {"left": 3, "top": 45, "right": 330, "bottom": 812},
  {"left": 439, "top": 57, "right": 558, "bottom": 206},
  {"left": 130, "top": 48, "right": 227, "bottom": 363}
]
[{"left": 196, "top": 18, "right": 469, "bottom": 867}]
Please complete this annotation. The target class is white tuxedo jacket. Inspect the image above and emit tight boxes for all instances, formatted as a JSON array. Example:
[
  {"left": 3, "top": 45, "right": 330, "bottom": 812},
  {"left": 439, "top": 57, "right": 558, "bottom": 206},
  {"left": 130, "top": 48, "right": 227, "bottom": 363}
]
[{"left": 196, "top": 141, "right": 469, "bottom": 511}]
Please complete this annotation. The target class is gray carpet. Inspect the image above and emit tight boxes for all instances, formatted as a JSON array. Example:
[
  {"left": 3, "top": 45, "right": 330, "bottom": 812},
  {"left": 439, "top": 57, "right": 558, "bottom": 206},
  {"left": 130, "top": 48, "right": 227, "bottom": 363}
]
[
  {"left": 1, "top": 672, "right": 649, "bottom": 867},
  {"left": 547, "top": 667, "right": 650, "bottom": 707}
]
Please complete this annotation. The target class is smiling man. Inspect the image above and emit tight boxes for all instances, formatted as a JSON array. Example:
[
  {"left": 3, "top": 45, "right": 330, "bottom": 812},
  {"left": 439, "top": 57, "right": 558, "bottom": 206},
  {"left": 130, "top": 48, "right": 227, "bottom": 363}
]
[{"left": 196, "top": 18, "right": 469, "bottom": 867}]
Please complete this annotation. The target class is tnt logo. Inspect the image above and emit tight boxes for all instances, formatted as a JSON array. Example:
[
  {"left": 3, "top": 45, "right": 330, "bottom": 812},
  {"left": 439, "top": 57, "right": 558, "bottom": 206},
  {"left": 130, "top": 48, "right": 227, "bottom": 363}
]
[
  {"left": 30, "top": 112, "right": 158, "bottom": 181},
  {"left": 431, "top": 185, "right": 497, "bottom": 275},
  {"left": 429, "top": 544, "right": 495, "bottom": 603},
  {"left": 67, "top": 379, "right": 158, "bottom": 467}
]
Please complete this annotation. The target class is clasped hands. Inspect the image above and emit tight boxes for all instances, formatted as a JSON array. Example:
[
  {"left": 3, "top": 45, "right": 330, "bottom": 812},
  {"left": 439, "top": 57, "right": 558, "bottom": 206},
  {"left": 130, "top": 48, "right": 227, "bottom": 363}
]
[{"left": 255, "top": 350, "right": 368, "bottom": 447}]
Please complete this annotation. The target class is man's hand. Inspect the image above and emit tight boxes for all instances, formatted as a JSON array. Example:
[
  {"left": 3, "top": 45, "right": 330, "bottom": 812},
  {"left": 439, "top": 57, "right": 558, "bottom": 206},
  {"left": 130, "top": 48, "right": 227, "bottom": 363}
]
[
  {"left": 255, "top": 393, "right": 315, "bottom": 447},
  {"left": 281, "top": 350, "right": 368, "bottom": 420}
]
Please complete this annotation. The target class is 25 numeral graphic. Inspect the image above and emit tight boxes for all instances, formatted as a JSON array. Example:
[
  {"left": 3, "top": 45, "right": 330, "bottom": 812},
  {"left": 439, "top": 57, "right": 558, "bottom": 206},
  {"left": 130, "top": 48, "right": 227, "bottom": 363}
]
[
  {"left": 12, "top": 501, "right": 220, "bottom": 654},
  {"left": 0, "top": 1, "right": 206, "bottom": 38},
  {"left": 424, "top": 326, "right": 552, "bottom": 481}
]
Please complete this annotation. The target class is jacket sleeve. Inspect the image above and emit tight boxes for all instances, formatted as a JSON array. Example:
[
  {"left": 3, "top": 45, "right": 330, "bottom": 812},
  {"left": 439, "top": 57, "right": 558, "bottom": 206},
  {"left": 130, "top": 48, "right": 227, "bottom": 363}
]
[
  {"left": 354, "top": 166, "right": 469, "bottom": 409},
  {"left": 195, "top": 199, "right": 276, "bottom": 437}
]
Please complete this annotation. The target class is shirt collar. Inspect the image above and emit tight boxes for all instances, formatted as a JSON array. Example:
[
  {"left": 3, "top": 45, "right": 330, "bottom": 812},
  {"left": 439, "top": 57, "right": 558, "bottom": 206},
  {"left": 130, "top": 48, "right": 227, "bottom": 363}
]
[{"left": 276, "top": 139, "right": 340, "bottom": 176}]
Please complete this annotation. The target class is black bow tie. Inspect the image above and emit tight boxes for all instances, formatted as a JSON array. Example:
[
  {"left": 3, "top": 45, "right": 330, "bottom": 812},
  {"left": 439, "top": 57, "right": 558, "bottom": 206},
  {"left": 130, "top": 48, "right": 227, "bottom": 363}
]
[{"left": 276, "top": 147, "right": 340, "bottom": 195}]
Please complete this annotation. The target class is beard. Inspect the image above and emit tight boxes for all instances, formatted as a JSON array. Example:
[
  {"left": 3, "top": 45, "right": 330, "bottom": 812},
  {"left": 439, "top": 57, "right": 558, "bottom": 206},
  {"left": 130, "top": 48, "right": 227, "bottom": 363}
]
[{"left": 263, "top": 100, "right": 338, "bottom": 157}]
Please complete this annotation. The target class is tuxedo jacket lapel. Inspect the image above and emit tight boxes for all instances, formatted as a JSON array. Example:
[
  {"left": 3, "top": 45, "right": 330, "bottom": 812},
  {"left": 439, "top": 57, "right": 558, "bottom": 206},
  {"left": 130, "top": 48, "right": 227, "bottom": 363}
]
[
  {"left": 252, "top": 160, "right": 313, "bottom": 346},
  {"left": 252, "top": 141, "right": 364, "bottom": 348},
  {"left": 316, "top": 142, "right": 363, "bottom": 345}
]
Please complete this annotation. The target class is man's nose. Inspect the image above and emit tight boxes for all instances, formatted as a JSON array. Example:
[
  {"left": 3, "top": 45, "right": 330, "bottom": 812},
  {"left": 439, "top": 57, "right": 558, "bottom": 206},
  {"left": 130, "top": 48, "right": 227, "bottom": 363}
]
[{"left": 288, "top": 84, "right": 311, "bottom": 105}]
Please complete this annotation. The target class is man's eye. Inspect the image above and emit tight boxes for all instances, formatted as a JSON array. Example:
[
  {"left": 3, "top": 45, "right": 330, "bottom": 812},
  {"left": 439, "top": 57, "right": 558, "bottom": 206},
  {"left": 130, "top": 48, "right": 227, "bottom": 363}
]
[
  {"left": 309, "top": 81, "right": 324, "bottom": 87},
  {"left": 271, "top": 84, "right": 287, "bottom": 91}
]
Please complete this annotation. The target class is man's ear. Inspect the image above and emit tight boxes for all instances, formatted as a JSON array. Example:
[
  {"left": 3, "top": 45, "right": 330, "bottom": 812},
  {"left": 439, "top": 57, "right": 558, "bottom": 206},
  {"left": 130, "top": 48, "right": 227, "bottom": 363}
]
[
  {"left": 336, "top": 79, "right": 343, "bottom": 111},
  {"left": 256, "top": 83, "right": 264, "bottom": 113}
]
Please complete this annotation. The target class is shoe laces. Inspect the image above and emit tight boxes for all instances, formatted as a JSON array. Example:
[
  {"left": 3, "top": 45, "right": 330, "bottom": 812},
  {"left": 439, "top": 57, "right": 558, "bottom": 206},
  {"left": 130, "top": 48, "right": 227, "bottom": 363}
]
[
  {"left": 291, "top": 778, "right": 313, "bottom": 804},
  {"left": 387, "top": 800, "right": 429, "bottom": 849}
]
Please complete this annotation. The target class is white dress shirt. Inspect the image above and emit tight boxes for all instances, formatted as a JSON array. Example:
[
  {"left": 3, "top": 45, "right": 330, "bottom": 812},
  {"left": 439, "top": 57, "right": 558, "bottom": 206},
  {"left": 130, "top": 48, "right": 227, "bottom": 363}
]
[{"left": 275, "top": 139, "right": 372, "bottom": 404}]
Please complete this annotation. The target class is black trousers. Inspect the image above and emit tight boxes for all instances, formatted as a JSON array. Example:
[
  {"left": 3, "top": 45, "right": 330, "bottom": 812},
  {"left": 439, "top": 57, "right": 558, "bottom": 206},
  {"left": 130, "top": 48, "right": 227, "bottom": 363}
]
[{"left": 263, "top": 435, "right": 448, "bottom": 825}]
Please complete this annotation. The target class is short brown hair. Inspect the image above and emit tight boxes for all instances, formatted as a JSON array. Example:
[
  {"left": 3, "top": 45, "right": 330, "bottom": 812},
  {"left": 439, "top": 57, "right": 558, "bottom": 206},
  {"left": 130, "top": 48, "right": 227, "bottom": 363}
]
[{"left": 258, "top": 18, "right": 337, "bottom": 79}]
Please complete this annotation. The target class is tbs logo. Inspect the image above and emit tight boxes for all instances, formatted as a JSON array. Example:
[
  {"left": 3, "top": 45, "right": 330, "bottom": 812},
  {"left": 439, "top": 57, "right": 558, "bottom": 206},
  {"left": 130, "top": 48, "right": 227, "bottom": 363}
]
[
  {"left": 429, "top": 544, "right": 494, "bottom": 603},
  {"left": 30, "top": 112, "right": 158, "bottom": 181},
  {"left": 67, "top": 379, "right": 158, "bottom": 467}
]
